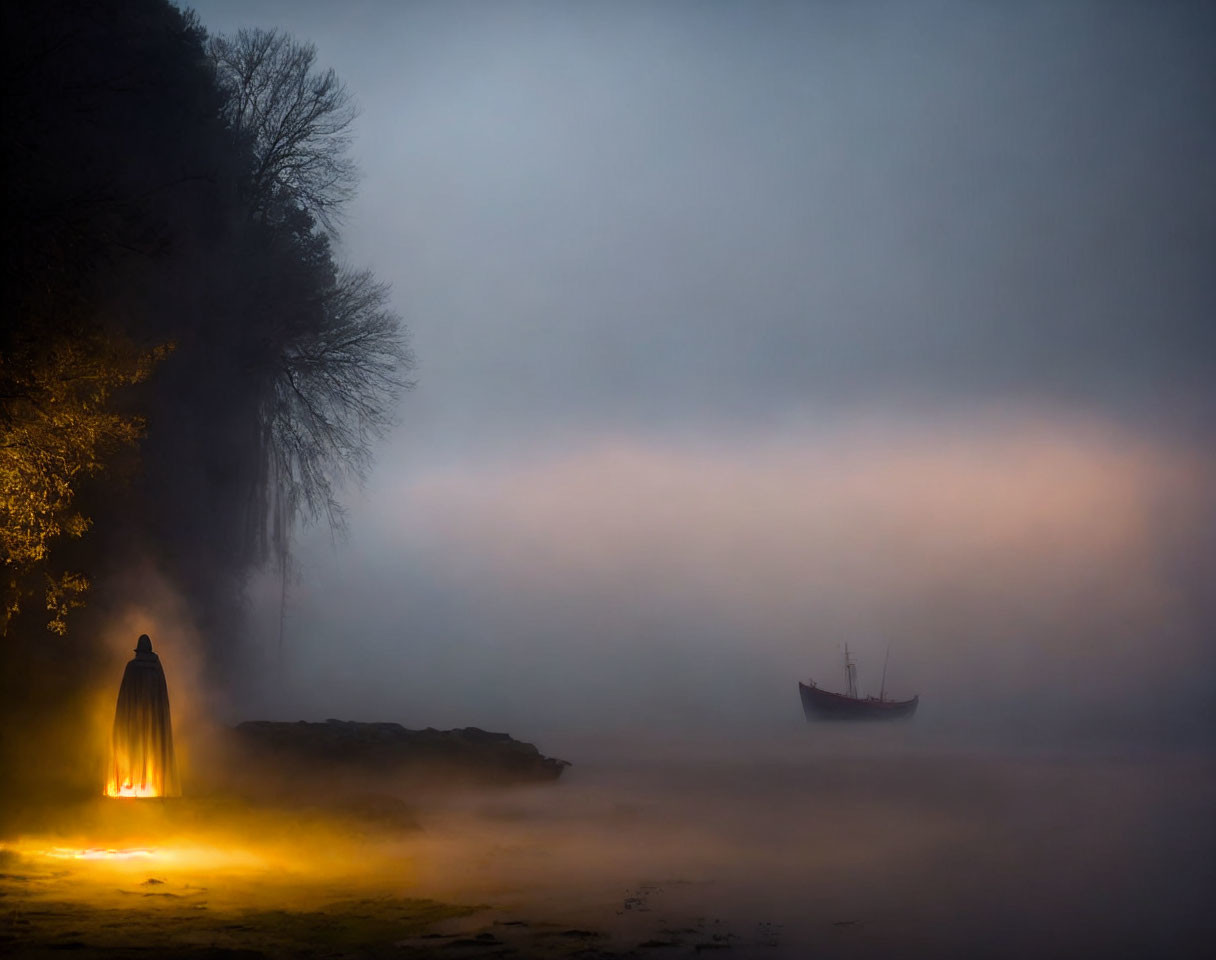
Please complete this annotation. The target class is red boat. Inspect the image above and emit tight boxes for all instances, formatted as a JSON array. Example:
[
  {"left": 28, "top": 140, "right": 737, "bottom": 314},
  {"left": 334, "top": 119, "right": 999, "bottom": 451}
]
[{"left": 799, "top": 646, "right": 918, "bottom": 721}]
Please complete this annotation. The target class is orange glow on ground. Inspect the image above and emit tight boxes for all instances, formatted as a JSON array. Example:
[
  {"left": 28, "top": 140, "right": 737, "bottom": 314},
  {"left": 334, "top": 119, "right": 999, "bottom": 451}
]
[
  {"left": 43, "top": 846, "right": 159, "bottom": 860},
  {"left": 0, "top": 795, "right": 415, "bottom": 894},
  {"left": 4, "top": 837, "right": 276, "bottom": 878}
]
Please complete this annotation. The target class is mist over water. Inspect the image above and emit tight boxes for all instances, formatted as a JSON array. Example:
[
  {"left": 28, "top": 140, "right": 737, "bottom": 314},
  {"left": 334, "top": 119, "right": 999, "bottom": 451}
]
[
  {"left": 207, "top": 406, "right": 1216, "bottom": 956},
  {"left": 404, "top": 749, "right": 1215, "bottom": 959},
  {"left": 239, "top": 412, "right": 1215, "bottom": 755}
]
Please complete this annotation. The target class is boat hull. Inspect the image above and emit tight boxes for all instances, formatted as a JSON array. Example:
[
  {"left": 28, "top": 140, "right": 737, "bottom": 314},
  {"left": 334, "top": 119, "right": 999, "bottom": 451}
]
[{"left": 799, "top": 682, "right": 918, "bottom": 721}]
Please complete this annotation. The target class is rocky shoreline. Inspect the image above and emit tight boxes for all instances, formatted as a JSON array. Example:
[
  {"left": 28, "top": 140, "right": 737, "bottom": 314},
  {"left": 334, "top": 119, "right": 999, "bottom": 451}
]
[{"left": 231, "top": 719, "right": 571, "bottom": 786}]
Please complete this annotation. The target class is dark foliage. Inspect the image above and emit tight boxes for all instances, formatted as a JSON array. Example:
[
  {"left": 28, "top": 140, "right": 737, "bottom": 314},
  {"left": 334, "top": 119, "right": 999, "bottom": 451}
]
[
  {"left": 1, "top": 0, "right": 410, "bottom": 791},
  {"left": 208, "top": 27, "right": 359, "bottom": 231}
]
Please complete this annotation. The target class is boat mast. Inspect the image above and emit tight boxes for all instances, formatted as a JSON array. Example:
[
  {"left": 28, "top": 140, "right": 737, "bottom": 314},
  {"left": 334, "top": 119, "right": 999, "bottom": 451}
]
[
  {"left": 879, "top": 643, "right": 891, "bottom": 702},
  {"left": 844, "top": 644, "right": 858, "bottom": 699}
]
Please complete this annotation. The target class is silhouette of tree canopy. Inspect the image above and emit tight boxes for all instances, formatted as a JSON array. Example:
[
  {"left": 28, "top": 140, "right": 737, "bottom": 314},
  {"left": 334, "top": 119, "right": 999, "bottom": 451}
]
[
  {"left": 262, "top": 267, "right": 410, "bottom": 557},
  {"left": 208, "top": 28, "right": 359, "bottom": 232},
  {"left": 1, "top": 0, "right": 410, "bottom": 786}
]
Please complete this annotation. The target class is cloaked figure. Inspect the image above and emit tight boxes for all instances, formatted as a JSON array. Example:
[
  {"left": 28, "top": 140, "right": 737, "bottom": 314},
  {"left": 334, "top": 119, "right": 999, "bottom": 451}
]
[{"left": 105, "top": 634, "right": 180, "bottom": 797}]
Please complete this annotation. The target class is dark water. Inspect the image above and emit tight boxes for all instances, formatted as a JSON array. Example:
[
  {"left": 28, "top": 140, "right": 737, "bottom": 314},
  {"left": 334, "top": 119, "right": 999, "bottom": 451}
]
[{"left": 405, "top": 735, "right": 1216, "bottom": 959}]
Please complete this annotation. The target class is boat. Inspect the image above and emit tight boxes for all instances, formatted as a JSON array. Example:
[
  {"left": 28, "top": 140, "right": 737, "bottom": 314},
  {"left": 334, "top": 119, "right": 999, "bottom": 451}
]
[{"left": 799, "top": 645, "right": 918, "bottom": 721}]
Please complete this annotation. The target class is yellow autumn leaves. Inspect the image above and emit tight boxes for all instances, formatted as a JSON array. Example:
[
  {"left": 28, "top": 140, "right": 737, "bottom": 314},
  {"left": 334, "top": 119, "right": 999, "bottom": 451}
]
[{"left": 1, "top": 335, "right": 171, "bottom": 634}]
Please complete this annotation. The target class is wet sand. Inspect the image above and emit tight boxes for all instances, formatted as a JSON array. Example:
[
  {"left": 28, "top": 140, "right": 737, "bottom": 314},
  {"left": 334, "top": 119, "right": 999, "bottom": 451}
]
[{"left": 2, "top": 744, "right": 1213, "bottom": 958}]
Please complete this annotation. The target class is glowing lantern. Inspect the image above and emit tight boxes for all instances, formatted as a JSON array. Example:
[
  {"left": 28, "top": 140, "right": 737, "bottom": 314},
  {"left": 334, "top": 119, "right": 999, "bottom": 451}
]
[{"left": 105, "top": 634, "right": 180, "bottom": 797}]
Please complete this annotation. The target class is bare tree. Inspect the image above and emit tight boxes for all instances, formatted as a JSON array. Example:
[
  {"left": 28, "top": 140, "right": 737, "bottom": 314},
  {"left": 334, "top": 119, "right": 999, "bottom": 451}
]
[
  {"left": 208, "top": 28, "right": 411, "bottom": 657},
  {"left": 271, "top": 269, "right": 410, "bottom": 530},
  {"left": 249, "top": 268, "right": 412, "bottom": 593},
  {"left": 208, "top": 28, "right": 358, "bottom": 230}
]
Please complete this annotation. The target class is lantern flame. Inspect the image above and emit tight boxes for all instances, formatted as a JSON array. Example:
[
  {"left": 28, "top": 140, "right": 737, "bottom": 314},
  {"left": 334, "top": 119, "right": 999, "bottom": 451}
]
[{"left": 104, "top": 778, "right": 163, "bottom": 798}]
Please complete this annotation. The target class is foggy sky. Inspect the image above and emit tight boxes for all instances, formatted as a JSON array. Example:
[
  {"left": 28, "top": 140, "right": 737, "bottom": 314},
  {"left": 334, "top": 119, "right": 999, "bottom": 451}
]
[{"left": 185, "top": 1, "right": 1216, "bottom": 745}]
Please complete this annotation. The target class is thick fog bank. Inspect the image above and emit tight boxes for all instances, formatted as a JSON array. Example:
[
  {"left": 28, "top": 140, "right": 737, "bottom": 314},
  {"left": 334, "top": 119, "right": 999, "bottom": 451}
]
[{"left": 236, "top": 413, "right": 1214, "bottom": 753}]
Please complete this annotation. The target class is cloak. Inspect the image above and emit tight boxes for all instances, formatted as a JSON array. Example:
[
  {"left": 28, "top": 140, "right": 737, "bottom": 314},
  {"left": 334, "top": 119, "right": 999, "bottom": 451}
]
[{"left": 105, "top": 634, "right": 180, "bottom": 797}]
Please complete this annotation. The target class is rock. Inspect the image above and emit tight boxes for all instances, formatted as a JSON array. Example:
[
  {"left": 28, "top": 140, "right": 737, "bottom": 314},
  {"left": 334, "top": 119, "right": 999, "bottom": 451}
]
[{"left": 230, "top": 720, "right": 571, "bottom": 786}]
